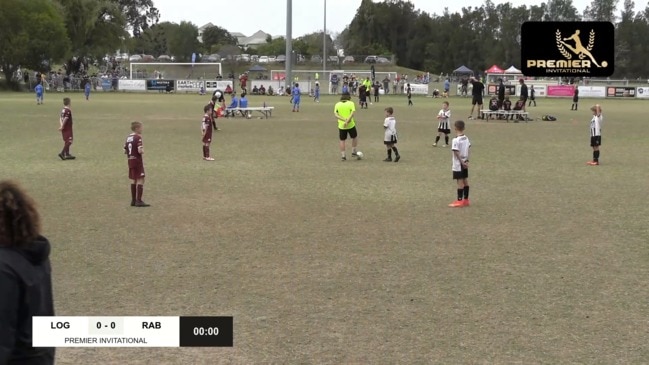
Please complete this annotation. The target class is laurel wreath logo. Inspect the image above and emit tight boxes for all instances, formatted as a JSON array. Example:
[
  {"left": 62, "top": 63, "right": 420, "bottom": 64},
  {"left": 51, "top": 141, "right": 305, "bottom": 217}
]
[{"left": 556, "top": 29, "right": 572, "bottom": 59}]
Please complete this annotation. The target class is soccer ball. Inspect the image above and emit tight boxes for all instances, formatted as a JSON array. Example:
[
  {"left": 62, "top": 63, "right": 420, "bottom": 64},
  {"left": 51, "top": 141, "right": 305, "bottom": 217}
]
[
  {"left": 246, "top": 113, "right": 252, "bottom": 119},
  {"left": 356, "top": 151, "right": 364, "bottom": 159}
]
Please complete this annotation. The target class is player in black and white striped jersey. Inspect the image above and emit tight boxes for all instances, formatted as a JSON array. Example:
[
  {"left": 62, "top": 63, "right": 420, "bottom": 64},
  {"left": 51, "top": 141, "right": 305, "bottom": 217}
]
[
  {"left": 587, "top": 104, "right": 603, "bottom": 166},
  {"left": 434, "top": 101, "right": 451, "bottom": 147}
]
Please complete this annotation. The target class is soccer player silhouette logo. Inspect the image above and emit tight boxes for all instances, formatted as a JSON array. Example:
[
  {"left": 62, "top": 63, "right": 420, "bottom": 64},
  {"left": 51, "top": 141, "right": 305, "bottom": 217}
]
[{"left": 559, "top": 29, "right": 605, "bottom": 68}]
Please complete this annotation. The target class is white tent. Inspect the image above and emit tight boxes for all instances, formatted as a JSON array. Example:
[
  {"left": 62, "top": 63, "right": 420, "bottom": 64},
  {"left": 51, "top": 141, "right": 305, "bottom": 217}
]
[{"left": 504, "top": 65, "right": 522, "bottom": 74}]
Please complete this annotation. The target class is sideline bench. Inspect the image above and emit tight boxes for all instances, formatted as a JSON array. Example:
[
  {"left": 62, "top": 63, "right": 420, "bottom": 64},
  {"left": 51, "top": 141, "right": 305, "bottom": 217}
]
[
  {"left": 226, "top": 107, "right": 274, "bottom": 119},
  {"left": 480, "top": 109, "right": 529, "bottom": 122}
]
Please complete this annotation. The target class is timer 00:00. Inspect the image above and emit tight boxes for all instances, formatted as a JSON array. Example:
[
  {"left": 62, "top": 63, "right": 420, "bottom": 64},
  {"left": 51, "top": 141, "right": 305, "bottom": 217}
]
[{"left": 193, "top": 327, "right": 219, "bottom": 336}]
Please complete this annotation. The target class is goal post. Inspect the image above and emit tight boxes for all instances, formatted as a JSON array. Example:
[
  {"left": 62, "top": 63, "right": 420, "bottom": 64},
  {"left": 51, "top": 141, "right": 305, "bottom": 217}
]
[{"left": 129, "top": 62, "right": 222, "bottom": 80}]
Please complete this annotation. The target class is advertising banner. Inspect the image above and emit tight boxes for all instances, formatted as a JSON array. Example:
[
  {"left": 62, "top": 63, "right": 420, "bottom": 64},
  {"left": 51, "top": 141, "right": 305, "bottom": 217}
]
[
  {"left": 404, "top": 83, "right": 428, "bottom": 95},
  {"left": 606, "top": 86, "right": 635, "bottom": 97},
  {"left": 146, "top": 79, "right": 175, "bottom": 91},
  {"left": 205, "top": 80, "right": 233, "bottom": 91},
  {"left": 118, "top": 79, "right": 146, "bottom": 91},
  {"left": 547, "top": 85, "right": 575, "bottom": 97},
  {"left": 577, "top": 85, "right": 606, "bottom": 98},
  {"left": 487, "top": 84, "right": 516, "bottom": 96},
  {"left": 516, "top": 84, "right": 548, "bottom": 97},
  {"left": 176, "top": 80, "right": 205, "bottom": 92},
  {"left": 636, "top": 87, "right": 649, "bottom": 98}
]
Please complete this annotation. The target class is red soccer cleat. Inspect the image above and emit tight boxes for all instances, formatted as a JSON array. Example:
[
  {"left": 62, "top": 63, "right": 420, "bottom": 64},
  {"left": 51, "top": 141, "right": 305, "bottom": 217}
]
[
  {"left": 448, "top": 200, "right": 464, "bottom": 208},
  {"left": 586, "top": 161, "right": 600, "bottom": 166},
  {"left": 463, "top": 199, "right": 470, "bottom": 206}
]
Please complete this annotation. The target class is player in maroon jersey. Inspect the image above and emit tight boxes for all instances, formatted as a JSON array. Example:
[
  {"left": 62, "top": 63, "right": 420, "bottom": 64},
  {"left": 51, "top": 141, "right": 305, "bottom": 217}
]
[
  {"left": 201, "top": 104, "right": 215, "bottom": 161},
  {"left": 124, "top": 121, "right": 150, "bottom": 207},
  {"left": 58, "top": 97, "right": 75, "bottom": 160}
]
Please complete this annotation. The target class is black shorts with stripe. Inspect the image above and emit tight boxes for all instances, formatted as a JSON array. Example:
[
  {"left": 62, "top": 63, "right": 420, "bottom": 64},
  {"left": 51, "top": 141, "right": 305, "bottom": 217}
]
[
  {"left": 438, "top": 128, "right": 451, "bottom": 134},
  {"left": 453, "top": 168, "right": 468, "bottom": 180},
  {"left": 384, "top": 135, "right": 397, "bottom": 145},
  {"left": 590, "top": 136, "right": 601, "bottom": 147}
]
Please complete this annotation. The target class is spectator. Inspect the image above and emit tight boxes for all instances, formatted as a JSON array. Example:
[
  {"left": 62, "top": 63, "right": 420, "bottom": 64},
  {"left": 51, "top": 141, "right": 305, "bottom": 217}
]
[{"left": 0, "top": 180, "right": 56, "bottom": 365}]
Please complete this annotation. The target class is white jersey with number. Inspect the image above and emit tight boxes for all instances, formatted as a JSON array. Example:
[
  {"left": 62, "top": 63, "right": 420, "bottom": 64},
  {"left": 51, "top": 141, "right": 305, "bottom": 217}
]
[
  {"left": 451, "top": 134, "right": 471, "bottom": 171},
  {"left": 384, "top": 116, "right": 397, "bottom": 141},
  {"left": 437, "top": 109, "right": 451, "bottom": 129},
  {"left": 590, "top": 114, "right": 602, "bottom": 136}
]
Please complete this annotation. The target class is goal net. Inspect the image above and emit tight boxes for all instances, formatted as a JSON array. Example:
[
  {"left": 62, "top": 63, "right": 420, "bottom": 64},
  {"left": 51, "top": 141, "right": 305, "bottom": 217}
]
[{"left": 129, "top": 63, "right": 223, "bottom": 80}]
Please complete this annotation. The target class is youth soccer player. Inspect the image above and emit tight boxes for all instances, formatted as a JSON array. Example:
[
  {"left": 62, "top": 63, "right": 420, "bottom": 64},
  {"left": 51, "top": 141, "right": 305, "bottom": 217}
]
[
  {"left": 434, "top": 101, "right": 451, "bottom": 147},
  {"left": 571, "top": 85, "right": 579, "bottom": 110},
  {"left": 449, "top": 120, "right": 471, "bottom": 207},
  {"left": 587, "top": 104, "right": 603, "bottom": 166},
  {"left": 58, "top": 98, "right": 75, "bottom": 160},
  {"left": 406, "top": 84, "right": 413, "bottom": 106},
  {"left": 292, "top": 83, "right": 301, "bottom": 112},
  {"left": 383, "top": 107, "right": 400, "bottom": 162},
  {"left": 358, "top": 84, "right": 368, "bottom": 109},
  {"left": 84, "top": 80, "right": 91, "bottom": 101},
  {"left": 314, "top": 82, "right": 320, "bottom": 102},
  {"left": 468, "top": 76, "right": 485, "bottom": 119},
  {"left": 35, "top": 82, "right": 44, "bottom": 105},
  {"left": 201, "top": 105, "right": 214, "bottom": 161},
  {"left": 334, "top": 92, "right": 359, "bottom": 161},
  {"left": 124, "top": 121, "right": 150, "bottom": 207},
  {"left": 239, "top": 92, "right": 249, "bottom": 118}
]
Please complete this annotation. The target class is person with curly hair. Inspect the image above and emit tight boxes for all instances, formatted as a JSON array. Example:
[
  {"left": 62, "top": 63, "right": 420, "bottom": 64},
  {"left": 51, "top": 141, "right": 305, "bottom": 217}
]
[{"left": 0, "top": 180, "right": 56, "bottom": 365}]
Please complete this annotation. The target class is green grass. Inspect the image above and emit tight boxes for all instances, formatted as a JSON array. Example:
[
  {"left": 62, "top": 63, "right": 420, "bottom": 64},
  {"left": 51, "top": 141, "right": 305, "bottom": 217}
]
[{"left": 2, "top": 91, "right": 649, "bottom": 364}]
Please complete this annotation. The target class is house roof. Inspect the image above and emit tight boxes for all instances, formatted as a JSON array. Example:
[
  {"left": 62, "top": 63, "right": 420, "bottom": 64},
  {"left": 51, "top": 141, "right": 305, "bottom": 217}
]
[{"left": 242, "top": 30, "right": 270, "bottom": 45}]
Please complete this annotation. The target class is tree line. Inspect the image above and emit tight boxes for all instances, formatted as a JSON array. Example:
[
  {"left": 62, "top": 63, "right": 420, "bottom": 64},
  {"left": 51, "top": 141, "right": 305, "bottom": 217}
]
[
  {"left": 2, "top": 0, "right": 648, "bottom": 84},
  {"left": 340, "top": 0, "right": 649, "bottom": 78}
]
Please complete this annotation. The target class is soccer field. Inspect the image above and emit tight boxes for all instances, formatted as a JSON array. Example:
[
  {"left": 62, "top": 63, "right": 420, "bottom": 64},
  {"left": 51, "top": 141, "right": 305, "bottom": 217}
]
[{"left": 2, "top": 92, "right": 648, "bottom": 364}]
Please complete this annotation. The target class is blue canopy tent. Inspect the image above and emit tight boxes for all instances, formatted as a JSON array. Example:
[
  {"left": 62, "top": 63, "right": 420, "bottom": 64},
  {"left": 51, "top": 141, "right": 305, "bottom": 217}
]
[{"left": 452, "top": 65, "right": 473, "bottom": 76}]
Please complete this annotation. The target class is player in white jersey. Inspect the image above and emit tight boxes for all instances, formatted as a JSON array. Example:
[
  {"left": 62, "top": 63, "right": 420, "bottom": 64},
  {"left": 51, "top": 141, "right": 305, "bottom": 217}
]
[
  {"left": 587, "top": 104, "right": 602, "bottom": 165},
  {"left": 383, "top": 107, "right": 400, "bottom": 162},
  {"left": 434, "top": 101, "right": 451, "bottom": 147},
  {"left": 449, "top": 120, "right": 471, "bottom": 207}
]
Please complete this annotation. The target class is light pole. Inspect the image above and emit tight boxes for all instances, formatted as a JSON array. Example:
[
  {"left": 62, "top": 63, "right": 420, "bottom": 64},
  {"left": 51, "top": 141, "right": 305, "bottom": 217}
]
[
  {"left": 285, "top": 0, "right": 293, "bottom": 88},
  {"left": 323, "top": 0, "right": 327, "bottom": 77}
]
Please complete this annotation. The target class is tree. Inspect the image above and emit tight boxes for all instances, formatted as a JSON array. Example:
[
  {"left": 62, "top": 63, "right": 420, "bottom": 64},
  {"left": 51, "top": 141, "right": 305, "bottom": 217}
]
[
  {"left": 133, "top": 22, "right": 174, "bottom": 55},
  {"left": 0, "top": 0, "right": 70, "bottom": 84},
  {"left": 57, "top": 0, "right": 126, "bottom": 60},
  {"left": 255, "top": 37, "right": 286, "bottom": 57},
  {"left": 583, "top": 0, "right": 619, "bottom": 21},
  {"left": 543, "top": 0, "right": 581, "bottom": 21},
  {"left": 166, "top": 21, "right": 200, "bottom": 62},
  {"left": 201, "top": 25, "right": 238, "bottom": 54},
  {"left": 293, "top": 32, "right": 336, "bottom": 57},
  {"left": 113, "top": 0, "right": 159, "bottom": 36}
]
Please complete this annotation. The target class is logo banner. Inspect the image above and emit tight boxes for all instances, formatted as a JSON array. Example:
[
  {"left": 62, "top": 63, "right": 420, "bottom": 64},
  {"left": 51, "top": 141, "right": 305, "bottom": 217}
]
[
  {"left": 636, "top": 87, "right": 649, "bottom": 98},
  {"left": 176, "top": 80, "right": 205, "bottom": 92},
  {"left": 404, "top": 83, "right": 428, "bottom": 95},
  {"left": 487, "top": 84, "right": 516, "bottom": 96},
  {"left": 521, "top": 21, "right": 614, "bottom": 77},
  {"left": 578, "top": 85, "right": 606, "bottom": 98},
  {"left": 118, "top": 80, "right": 146, "bottom": 91},
  {"left": 205, "top": 80, "right": 233, "bottom": 91},
  {"left": 146, "top": 79, "right": 175, "bottom": 91},
  {"left": 547, "top": 85, "right": 575, "bottom": 97},
  {"left": 606, "top": 86, "right": 635, "bottom": 97}
]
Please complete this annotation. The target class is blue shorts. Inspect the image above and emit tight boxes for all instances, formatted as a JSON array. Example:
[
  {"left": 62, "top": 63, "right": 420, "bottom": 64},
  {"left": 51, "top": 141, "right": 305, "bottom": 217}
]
[
  {"left": 36, "top": 93, "right": 43, "bottom": 98},
  {"left": 293, "top": 98, "right": 301, "bottom": 105}
]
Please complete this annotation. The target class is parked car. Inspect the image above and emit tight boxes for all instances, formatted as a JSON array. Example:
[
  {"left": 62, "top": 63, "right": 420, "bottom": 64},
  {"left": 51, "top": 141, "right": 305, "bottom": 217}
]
[
  {"left": 129, "top": 55, "right": 142, "bottom": 62},
  {"left": 377, "top": 57, "right": 390, "bottom": 64},
  {"left": 251, "top": 55, "right": 259, "bottom": 62},
  {"left": 311, "top": 55, "right": 322, "bottom": 63},
  {"left": 157, "top": 55, "right": 171, "bottom": 62},
  {"left": 259, "top": 56, "right": 269, "bottom": 63},
  {"left": 328, "top": 55, "right": 339, "bottom": 63},
  {"left": 268, "top": 56, "right": 277, "bottom": 62},
  {"left": 276, "top": 55, "right": 286, "bottom": 63},
  {"left": 364, "top": 55, "right": 379, "bottom": 63},
  {"left": 241, "top": 54, "right": 250, "bottom": 62},
  {"left": 343, "top": 56, "right": 355, "bottom": 64},
  {"left": 142, "top": 55, "right": 155, "bottom": 62},
  {"left": 206, "top": 54, "right": 220, "bottom": 62}
]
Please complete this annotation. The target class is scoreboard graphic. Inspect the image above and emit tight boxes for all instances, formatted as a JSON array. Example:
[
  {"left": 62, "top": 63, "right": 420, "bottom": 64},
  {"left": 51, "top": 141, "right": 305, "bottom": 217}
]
[{"left": 33, "top": 316, "right": 233, "bottom": 347}]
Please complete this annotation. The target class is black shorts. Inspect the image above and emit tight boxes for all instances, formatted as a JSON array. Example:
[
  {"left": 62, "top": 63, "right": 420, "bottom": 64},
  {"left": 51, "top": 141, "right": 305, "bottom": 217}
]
[
  {"left": 472, "top": 96, "right": 483, "bottom": 105},
  {"left": 453, "top": 168, "right": 468, "bottom": 180},
  {"left": 438, "top": 128, "right": 451, "bottom": 134},
  {"left": 573, "top": 96, "right": 579, "bottom": 102},
  {"left": 339, "top": 127, "right": 358, "bottom": 141},
  {"left": 521, "top": 97, "right": 528, "bottom": 103},
  {"left": 384, "top": 135, "right": 397, "bottom": 145},
  {"left": 590, "top": 136, "right": 601, "bottom": 147}
]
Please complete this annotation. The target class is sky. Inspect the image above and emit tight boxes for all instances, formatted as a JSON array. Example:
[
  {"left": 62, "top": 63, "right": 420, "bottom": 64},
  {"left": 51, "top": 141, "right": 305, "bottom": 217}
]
[{"left": 154, "top": 0, "right": 645, "bottom": 37}]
